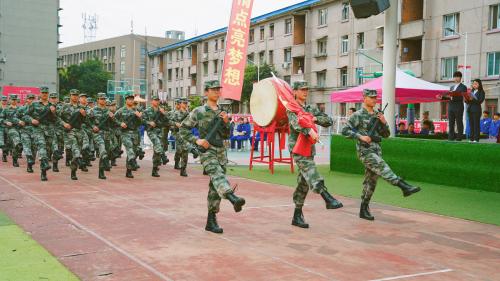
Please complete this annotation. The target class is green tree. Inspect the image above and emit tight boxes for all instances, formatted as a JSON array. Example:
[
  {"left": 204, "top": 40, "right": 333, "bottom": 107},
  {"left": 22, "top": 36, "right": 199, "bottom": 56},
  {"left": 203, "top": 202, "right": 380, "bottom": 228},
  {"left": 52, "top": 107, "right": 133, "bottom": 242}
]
[
  {"left": 241, "top": 63, "right": 276, "bottom": 102},
  {"left": 59, "top": 59, "right": 112, "bottom": 99},
  {"left": 189, "top": 95, "right": 203, "bottom": 109}
]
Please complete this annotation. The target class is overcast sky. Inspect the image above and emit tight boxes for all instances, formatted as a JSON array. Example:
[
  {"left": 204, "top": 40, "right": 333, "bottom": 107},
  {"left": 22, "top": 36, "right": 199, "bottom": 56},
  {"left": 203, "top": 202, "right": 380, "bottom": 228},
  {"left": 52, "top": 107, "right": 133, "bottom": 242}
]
[{"left": 59, "top": 0, "right": 305, "bottom": 48}]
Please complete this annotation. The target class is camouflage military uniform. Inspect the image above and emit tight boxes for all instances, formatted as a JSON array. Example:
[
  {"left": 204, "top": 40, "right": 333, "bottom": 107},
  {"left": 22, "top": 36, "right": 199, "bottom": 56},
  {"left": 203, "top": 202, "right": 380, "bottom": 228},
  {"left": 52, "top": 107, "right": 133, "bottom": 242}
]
[
  {"left": 143, "top": 98, "right": 169, "bottom": 170},
  {"left": 114, "top": 100, "right": 142, "bottom": 172},
  {"left": 342, "top": 107, "right": 400, "bottom": 204},
  {"left": 89, "top": 93, "right": 114, "bottom": 178},
  {"left": 17, "top": 95, "right": 36, "bottom": 168},
  {"left": 287, "top": 104, "right": 333, "bottom": 208},
  {"left": 173, "top": 107, "right": 190, "bottom": 168},
  {"left": 0, "top": 97, "right": 7, "bottom": 151},
  {"left": 1, "top": 96, "right": 23, "bottom": 164}
]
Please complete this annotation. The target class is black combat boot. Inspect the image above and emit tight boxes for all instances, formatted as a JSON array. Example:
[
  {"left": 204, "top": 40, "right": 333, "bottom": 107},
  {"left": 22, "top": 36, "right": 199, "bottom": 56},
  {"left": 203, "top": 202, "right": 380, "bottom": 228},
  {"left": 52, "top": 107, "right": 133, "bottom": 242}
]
[
  {"left": 71, "top": 168, "right": 78, "bottom": 180},
  {"left": 161, "top": 154, "right": 169, "bottom": 165},
  {"left": 397, "top": 179, "right": 421, "bottom": 197},
  {"left": 126, "top": 169, "right": 134, "bottom": 178},
  {"left": 226, "top": 193, "right": 246, "bottom": 212},
  {"left": 2, "top": 153, "right": 7, "bottom": 162},
  {"left": 53, "top": 150, "right": 63, "bottom": 161},
  {"left": 320, "top": 190, "right": 344, "bottom": 209},
  {"left": 174, "top": 159, "right": 180, "bottom": 170},
  {"left": 103, "top": 156, "right": 111, "bottom": 171},
  {"left": 41, "top": 170, "right": 48, "bottom": 181},
  {"left": 111, "top": 158, "right": 117, "bottom": 166},
  {"left": 27, "top": 155, "right": 35, "bottom": 165},
  {"left": 180, "top": 167, "right": 188, "bottom": 177},
  {"left": 40, "top": 158, "right": 51, "bottom": 172},
  {"left": 152, "top": 167, "right": 160, "bottom": 177},
  {"left": 12, "top": 156, "right": 19, "bottom": 167},
  {"left": 98, "top": 168, "right": 106, "bottom": 180},
  {"left": 138, "top": 149, "right": 145, "bottom": 160},
  {"left": 65, "top": 149, "right": 72, "bottom": 166},
  {"left": 359, "top": 202, "right": 374, "bottom": 221},
  {"left": 291, "top": 207, "right": 309, "bottom": 228},
  {"left": 26, "top": 163, "right": 34, "bottom": 173},
  {"left": 52, "top": 161, "right": 59, "bottom": 172},
  {"left": 205, "top": 212, "right": 223, "bottom": 234}
]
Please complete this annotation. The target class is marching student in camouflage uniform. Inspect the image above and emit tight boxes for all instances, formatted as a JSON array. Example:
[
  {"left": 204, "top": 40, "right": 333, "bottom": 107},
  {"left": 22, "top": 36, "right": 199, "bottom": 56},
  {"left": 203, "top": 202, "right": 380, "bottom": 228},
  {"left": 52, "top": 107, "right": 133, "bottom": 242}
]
[
  {"left": 173, "top": 98, "right": 191, "bottom": 176},
  {"left": 170, "top": 99, "right": 182, "bottom": 169},
  {"left": 342, "top": 89, "right": 421, "bottom": 221},
  {"left": 60, "top": 89, "right": 89, "bottom": 180},
  {"left": 89, "top": 93, "right": 113, "bottom": 179},
  {"left": 115, "top": 93, "right": 143, "bottom": 178},
  {"left": 107, "top": 99, "right": 121, "bottom": 167},
  {"left": 47, "top": 93, "right": 63, "bottom": 172},
  {"left": 1, "top": 96, "right": 9, "bottom": 162},
  {"left": 287, "top": 81, "right": 343, "bottom": 229},
  {"left": 18, "top": 94, "right": 36, "bottom": 173},
  {"left": 1, "top": 94, "right": 23, "bottom": 167},
  {"left": 180, "top": 80, "right": 246, "bottom": 234},
  {"left": 160, "top": 101, "right": 171, "bottom": 153},
  {"left": 50, "top": 93, "right": 65, "bottom": 168},
  {"left": 22, "top": 87, "right": 55, "bottom": 181},
  {"left": 143, "top": 94, "right": 169, "bottom": 177},
  {"left": 79, "top": 94, "right": 95, "bottom": 171}
]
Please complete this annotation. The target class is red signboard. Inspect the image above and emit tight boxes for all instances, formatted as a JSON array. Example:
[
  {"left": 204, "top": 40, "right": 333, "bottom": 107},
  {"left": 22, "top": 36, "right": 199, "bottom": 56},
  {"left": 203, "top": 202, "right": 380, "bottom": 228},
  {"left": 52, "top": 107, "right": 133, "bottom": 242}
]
[
  {"left": 1, "top": 86, "right": 40, "bottom": 105},
  {"left": 220, "top": 0, "right": 254, "bottom": 101}
]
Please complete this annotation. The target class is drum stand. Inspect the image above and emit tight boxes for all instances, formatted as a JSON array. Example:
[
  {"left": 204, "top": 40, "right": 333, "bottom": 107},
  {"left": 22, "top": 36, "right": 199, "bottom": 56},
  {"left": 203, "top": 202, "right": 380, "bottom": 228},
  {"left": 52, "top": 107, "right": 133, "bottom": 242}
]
[{"left": 249, "top": 122, "right": 294, "bottom": 174}]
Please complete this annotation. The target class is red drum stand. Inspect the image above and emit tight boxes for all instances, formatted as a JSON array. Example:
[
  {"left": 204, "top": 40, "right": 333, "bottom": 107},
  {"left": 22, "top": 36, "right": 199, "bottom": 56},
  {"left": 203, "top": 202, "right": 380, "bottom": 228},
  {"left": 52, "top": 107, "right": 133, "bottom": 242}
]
[{"left": 249, "top": 122, "right": 294, "bottom": 174}]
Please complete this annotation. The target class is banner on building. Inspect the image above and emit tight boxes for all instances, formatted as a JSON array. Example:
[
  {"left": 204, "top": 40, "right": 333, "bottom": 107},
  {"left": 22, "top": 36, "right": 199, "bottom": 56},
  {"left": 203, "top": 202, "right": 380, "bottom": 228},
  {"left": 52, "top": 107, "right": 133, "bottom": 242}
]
[
  {"left": 220, "top": 0, "right": 254, "bottom": 101},
  {"left": 1, "top": 86, "right": 41, "bottom": 105}
]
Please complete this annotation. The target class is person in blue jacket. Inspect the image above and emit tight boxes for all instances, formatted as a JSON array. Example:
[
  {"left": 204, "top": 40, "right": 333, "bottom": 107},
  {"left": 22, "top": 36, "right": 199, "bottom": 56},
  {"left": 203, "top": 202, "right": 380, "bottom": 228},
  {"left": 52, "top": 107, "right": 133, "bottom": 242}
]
[
  {"left": 488, "top": 112, "right": 500, "bottom": 142},
  {"left": 480, "top": 110, "right": 492, "bottom": 136}
]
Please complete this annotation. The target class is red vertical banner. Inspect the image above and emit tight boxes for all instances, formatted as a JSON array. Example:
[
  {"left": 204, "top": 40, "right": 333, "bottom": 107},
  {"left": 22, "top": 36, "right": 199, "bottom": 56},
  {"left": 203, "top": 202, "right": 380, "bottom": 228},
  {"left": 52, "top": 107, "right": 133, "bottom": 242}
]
[{"left": 220, "top": 0, "right": 254, "bottom": 101}]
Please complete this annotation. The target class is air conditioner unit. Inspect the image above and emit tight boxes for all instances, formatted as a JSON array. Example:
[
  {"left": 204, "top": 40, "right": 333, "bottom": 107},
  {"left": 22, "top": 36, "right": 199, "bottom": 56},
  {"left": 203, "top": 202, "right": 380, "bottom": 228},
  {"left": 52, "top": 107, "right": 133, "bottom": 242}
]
[
  {"left": 202, "top": 53, "right": 208, "bottom": 60},
  {"left": 102, "top": 56, "right": 107, "bottom": 60},
  {"left": 282, "top": 62, "right": 291, "bottom": 69},
  {"left": 0, "top": 57, "right": 6, "bottom": 63}
]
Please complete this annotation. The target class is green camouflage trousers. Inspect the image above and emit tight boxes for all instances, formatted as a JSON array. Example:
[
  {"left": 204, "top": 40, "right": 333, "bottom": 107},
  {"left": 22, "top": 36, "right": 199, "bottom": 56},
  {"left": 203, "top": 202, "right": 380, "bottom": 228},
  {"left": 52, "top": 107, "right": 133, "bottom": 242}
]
[
  {"left": 174, "top": 133, "right": 188, "bottom": 167},
  {"left": 357, "top": 145, "right": 400, "bottom": 204},
  {"left": 292, "top": 154, "right": 326, "bottom": 207},
  {"left": 201, "top": 146, "right": 232, "bottom": 213},
  {"left": 0, "top": 127, "right": 4, "bottom": 148},
  {"left": 147, "top": 129, "right": 163, "bottom": 167},
  {"left": 64, "top": 128, "right": 89, "bottom": 159},
  {"left": 6, "top": 127, "right": 22, "bottom": 158},
  {"left": 121, "top": 130, "right": 139, "bottom": 169},
  {"left": 31, "top": 127, "right": 49, "bottom": 160},
  {"left": 93, "top": 131, "right": 110, "bottom": 163},
  {"left": 20, "top": 127, "right": 34, "bottom": 157},
  {"left": 44, "top": 124, "right": 59, "bottom": 159}
]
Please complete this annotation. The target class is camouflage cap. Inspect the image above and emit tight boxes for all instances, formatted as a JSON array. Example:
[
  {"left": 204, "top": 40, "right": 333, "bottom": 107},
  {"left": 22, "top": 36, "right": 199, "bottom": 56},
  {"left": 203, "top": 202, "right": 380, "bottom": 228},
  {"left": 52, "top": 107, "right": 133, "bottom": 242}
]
[
  {"left": 151, "top": 94, "right": 160, "bottom": 100},
  {"left": 204, "top": 80, "right": 222, "bottom": 91},
  {"left": 363, "top": 89, "right": 378, "bottom": 97},
  {"left": 1, "top": 96, "right": 8, "bottom": 101},
  {"left": 106, "top": 99, "right": 111, "bottom": 106},
  {"left": 40, "top": 86, "right": 49, "bottom": 93},
  {"left": 125, "top": 93, "right": 135, "bottom": 99},
  {"left": 292, "top": 81, "right": 309, "bottom": 90},
  {"left": 174, "top": 98, "right": 181, "bottom": 104},
  {"left": 110, "top": 100, "right": 117, "bottom": 105},
  {"left": 79, "top": 93, "right": 88, "bottom": 98},
  {"left": 97, "top": 93, "right": 107, "bottom": 99},
  {"left": 27, "top": 94, "right": 36, "bottom": 99},
  {"left": 9, "top": 94, "right": 18, "bottom": 100},
  {"left": 180, "top": 98, "right": 188, "bottom": 103},
  {"left": 70, "top": 89, "right": 80, "bottom": 95},
  {"left": 88, "top": 98, "right": 94, "bottom": 103},
  {"left": 63, "top": 96, "right": 70, "bottom": 102},
  {"left": 49, "top": 92, "right": 58, "bottom": 99}
]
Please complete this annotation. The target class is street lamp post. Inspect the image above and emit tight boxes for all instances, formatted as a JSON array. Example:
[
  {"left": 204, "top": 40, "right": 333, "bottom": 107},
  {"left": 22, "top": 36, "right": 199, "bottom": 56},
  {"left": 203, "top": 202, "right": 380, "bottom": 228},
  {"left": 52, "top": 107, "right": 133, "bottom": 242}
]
[{"left": 446, "top": 28, "right": 469, "bottom": 86}]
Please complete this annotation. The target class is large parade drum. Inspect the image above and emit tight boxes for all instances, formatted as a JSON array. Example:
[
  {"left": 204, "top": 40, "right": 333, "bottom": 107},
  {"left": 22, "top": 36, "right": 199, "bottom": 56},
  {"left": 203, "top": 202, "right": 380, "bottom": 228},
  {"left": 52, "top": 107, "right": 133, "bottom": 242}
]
[{"left": 250, "top": 78, "right": 289, "bottom": 127}]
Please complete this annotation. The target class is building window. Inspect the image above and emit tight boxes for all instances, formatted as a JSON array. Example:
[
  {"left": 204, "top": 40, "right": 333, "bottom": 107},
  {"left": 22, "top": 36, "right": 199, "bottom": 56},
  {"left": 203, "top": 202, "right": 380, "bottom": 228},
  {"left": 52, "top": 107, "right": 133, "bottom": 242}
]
[
  {"left": 260, "top": 26, "right": 265, "bottom": 41},
  {"left": 269, "top": 50, "right": 274, "bottom": 65},
  {"left": 221, "top": 38, "right": 225, "bottom": 49},
  {"left": 259, "top": 51, "right": 265, "bottom": 65},
  {"left": 120, "top": 45, "right": 126, "bottom": 58},
  {"left": 180, "top": 87, "right": 184, "bottom": 97},
  {"left": 203, "top": 62, "right": 208, "bottom": 76},
  {"left": 317, "top": 38, "right": 327, "bottom": 56},
  {"left": 443, "top": 13, "right": 459, "bottom": 37},
  {"left": 249, "top": 29, "right": 255, "bottom": 43},
  {"left": 318, "top": 8, "right": 328, "bottom": 26},
  {"left": 317, "top": 71, "right": 326, "bottom": 88},
  {"left": 441, "top": 57, "right": 458, "bottom": 80},
  {"left": 180, "top": 68, "right": 184, "bottom": 79},
  {"left": 342, "top": 3, "right": 350, "bottom": 21},
  {"left": 486, "top": 98, "right": 498, "bottom": 114},
  {"left": 377, "top": 27, "right": 384, "bottom": 47},
  {"left": 357, "top": 32, "right": 365, "bottom": 49},
  {"left": 285, "top": 18, "right": 292, "bottom": 35},
  {"left": 168, "top": 69, "right": 172, "bottom": 81},
  {"left": 340, "top": 67, "right": 348, "bottom": 87},
  {"left": 341, "top": 35, "right": 349, "bottom": 54},
  {"left": 284, "top": 48, "right": 291, "bottom": 63},
  {"left": 214, "top": 40, "right": 218, "bottom": 51},
  {"left": 120, "top": 61, "right": 125, "bottom": 75},
  {"left": 269, "top": 23, "right": 275, "bottom": 38},
  {"left": 340, "top": 103, "right": 347, "bottom": 116},
  {"left": 490, "top": 4, "right": 500, "bottom": 30},
  {"left": 175, "top": 67, "right": 179, "bottom": 80},
  {"left": 214, "top": 60, "right": 218, "bottom": 74},
  {"left": 284, "top": 75, "right": 291, "bottom": 84},
  {"left": 187, "top": 46, "right": 192, "bottom": 59},
  {"left": 356, "top": 67, "right": 364, "bottom": 85},
  {"left": 203, "top": 42, "right": 209, "bottom": 54},
  {"left": 168, "top": 52, "right": 173, "bottom": 62},
  {"left": 487, "top": 52, "right": 500, "bottom": 76}
]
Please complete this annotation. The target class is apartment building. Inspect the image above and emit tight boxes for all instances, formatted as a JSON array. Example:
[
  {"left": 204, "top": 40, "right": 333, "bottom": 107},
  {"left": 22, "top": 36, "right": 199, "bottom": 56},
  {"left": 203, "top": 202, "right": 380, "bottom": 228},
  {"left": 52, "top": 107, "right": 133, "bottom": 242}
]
[
  {"left": 0, "top": 0, "right": 60, "bottom": 93},
  {"left": 149, "top": 0, "right": 500, "bottom": 118},
  {"left": 58, "top": 33, "right": 180, "bottom": 96}
]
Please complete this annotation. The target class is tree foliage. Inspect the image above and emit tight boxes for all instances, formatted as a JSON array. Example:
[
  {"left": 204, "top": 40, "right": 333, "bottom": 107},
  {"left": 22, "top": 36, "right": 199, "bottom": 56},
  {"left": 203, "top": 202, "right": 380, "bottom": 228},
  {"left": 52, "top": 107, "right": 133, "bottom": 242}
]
[
  {"left": 59, "top": 59, "right": 112, "bottom": 99},
  {"left": 241, "top": 63, "right": 276, "bottom": 102}
]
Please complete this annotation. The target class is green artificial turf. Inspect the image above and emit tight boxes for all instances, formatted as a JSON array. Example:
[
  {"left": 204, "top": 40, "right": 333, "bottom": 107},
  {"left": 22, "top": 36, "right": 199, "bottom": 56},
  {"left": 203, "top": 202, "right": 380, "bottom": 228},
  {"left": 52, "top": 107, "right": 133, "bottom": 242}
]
[
  {"left": 0, "top": 212, "right": 79, "bottom": 281},
  {"left": 227, "top": 165, "right": 500, "bottom": 226},
  {"left": 330, "top": 135, "right": 500, "bottom": 192}
]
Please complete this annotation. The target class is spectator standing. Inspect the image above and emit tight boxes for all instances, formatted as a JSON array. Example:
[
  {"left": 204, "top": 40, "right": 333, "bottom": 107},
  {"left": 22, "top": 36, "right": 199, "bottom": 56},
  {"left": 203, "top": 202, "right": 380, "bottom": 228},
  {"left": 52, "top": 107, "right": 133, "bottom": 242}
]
[
  {"left": 466, "top": 79, "right": 486, "bottom": 142},
  {"left": 488, "top": 113, "right": 500, "bottom": 143}
]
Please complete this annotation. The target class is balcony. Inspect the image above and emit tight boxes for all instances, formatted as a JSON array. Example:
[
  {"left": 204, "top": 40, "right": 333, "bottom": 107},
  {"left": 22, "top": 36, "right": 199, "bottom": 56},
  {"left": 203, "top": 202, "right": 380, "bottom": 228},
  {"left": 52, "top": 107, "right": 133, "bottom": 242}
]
[
  {"left": 291, "top": 73, "right": 304, "bottom": 84},
  {"left": 292, "top": 44, "right": 305, "bottom": 58},
  {"left": 399, "top": 60, "right": 422, "bottom": 77},
  {"left": 189, "top": 65, "right": 197, "bottom": 75},
  {"left": 400, "top": 19, "right": 424, "bottom": 40},
  {"left": 189, "top": 86, "right": 198, "bottom": 96}
]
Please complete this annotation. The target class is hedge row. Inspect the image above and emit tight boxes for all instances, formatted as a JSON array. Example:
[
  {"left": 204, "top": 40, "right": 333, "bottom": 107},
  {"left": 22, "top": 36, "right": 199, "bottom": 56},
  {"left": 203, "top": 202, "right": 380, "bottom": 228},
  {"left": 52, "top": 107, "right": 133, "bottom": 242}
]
[{"left": 330, "top": 135, "right": 500, "bottom": 192}]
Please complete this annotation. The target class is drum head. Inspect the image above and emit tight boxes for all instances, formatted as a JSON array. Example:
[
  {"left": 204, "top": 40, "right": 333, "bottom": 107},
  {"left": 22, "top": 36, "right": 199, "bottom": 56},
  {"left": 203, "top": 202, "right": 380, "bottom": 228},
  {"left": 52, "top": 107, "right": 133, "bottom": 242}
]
[{"left": 250, "top": 78, "right": 278, "bottom": 127}]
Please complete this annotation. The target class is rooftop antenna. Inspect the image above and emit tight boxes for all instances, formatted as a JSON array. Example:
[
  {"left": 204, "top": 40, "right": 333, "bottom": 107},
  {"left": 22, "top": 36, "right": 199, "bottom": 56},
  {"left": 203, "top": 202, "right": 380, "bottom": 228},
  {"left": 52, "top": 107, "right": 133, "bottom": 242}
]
[
  {"left": 131, "top": 18, "right": 134, "bottom": 34},
  {"left": 82, "top": 13, "right": 98, "bottom": 43}
]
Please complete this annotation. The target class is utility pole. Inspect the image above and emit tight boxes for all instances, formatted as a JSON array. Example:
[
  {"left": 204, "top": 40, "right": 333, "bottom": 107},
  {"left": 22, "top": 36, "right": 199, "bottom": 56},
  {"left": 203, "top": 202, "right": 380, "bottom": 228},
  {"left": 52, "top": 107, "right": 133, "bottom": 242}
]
[{"left": 382, "top": 0, "right": 398, "bottom": 136}]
